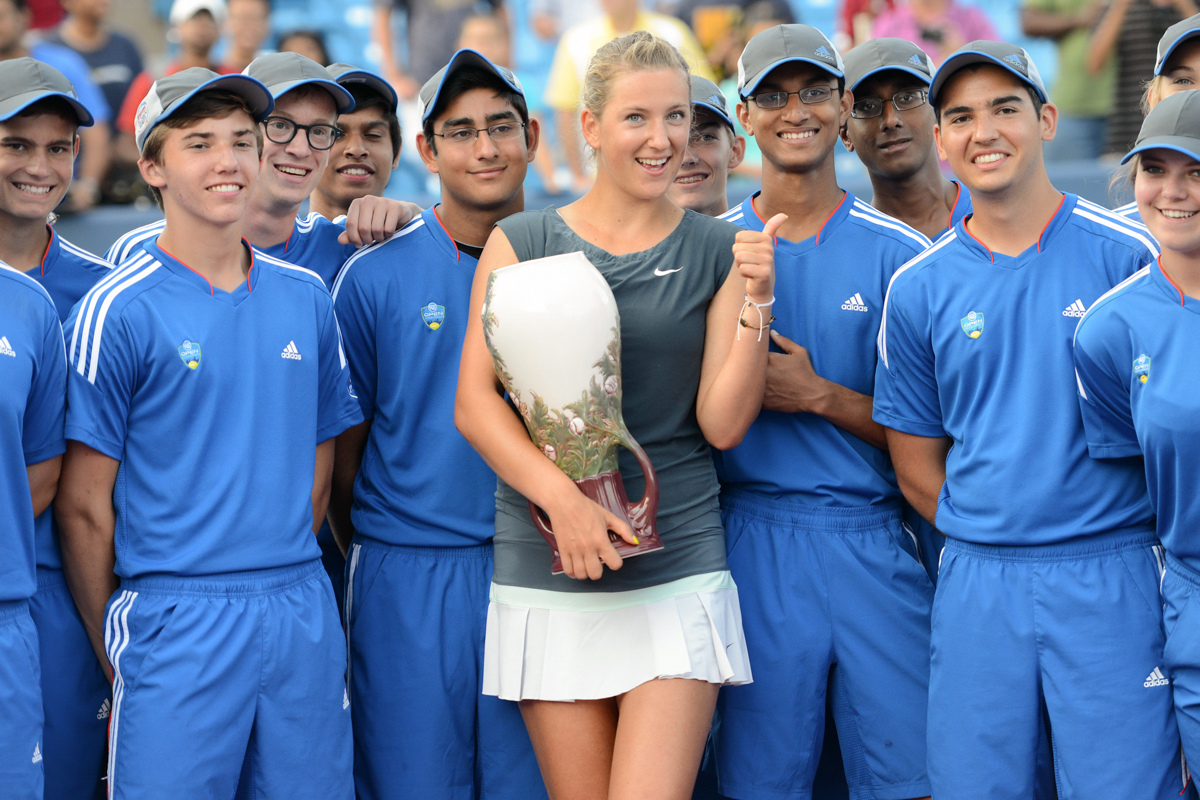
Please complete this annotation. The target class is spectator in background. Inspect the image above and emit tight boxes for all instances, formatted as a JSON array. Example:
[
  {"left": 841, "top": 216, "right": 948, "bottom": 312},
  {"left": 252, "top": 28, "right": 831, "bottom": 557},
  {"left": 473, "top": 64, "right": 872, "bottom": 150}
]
[
  {"left": 223, "top": 0, "right": 270, "bottom": 71},
  {"left": 50, "top": 0, "right": 143, "bottom": 125},
  {"left": 669, "top": 0, "right": 792, "bottom": 60},
  {"left": 372, "top": 0, "right": 505, "bottom": 101},
  {"left": 115, "top": 0, "right": 233, "bottom": 164},
  {"left": 278, "top": 29, "right": 329, "bottom": 65},
  {"left": 1022, "top": 0, "right": 1112, "bottom": 160},
  {"left": 530, "top": 0, "right": 600, "bottom": 42},
  {"left": 1088, "top": 0, "right": 1195, "bottom": 155},
  {"left": 544, "top": 0, "right": 714, "bottom": 191},
  {"left": 838, "top": 0, "right": 895, "bottom": 51},
  {"left": 871, "top": 0, "right": 999, "bottom": 64},
  {"left": 0, "top": 0, "right": 110, "bottom": 209}
]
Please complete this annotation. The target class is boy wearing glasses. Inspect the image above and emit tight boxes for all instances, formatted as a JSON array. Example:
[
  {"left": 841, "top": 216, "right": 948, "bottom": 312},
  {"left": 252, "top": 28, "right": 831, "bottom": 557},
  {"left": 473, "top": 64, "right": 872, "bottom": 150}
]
[
  {"left": 55, "top": 67, "right": 363, "bottom": 799},
  {"left": 328, "top": 49, "right": 546, "bottom": 800},
  {"left": 711, "top": 24, "right": 935, "bottom": 800},
  {"left": 840, "top": 38, "right": 971, "bottom": 242}
]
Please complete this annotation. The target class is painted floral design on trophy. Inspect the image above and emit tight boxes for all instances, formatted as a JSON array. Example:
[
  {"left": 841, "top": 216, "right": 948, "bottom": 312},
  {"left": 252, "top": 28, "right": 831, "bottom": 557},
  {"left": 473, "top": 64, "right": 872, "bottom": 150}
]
[{"left": 482, "top": 251, "right": 662, "bottom": 574}]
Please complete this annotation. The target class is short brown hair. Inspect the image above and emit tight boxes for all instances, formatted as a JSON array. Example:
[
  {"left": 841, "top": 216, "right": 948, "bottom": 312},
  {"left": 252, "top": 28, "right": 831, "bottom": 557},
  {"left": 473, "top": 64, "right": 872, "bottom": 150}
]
[{"left": 141, "top": 91, "right": 264, "bottom": 209}]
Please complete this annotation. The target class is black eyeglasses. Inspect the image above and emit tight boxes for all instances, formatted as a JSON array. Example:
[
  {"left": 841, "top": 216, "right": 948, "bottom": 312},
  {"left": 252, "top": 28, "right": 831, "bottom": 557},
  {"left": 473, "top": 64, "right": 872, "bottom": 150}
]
[
  {"left": 263, "top": 116, "right": 343, "bottom": 150},
  {"left": 432, "top": 121, "right": 526, "bottom": 146},
  {"left": 851, "top": 89, "right": 929, "bottom": 119},
  {"left": 749, "top": 86, "right": 835, "bottom": 110}
]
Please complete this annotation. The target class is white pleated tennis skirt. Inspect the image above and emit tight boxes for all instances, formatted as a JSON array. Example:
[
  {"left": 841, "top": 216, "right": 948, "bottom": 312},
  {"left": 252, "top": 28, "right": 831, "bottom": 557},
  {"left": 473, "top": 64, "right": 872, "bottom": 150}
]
[{"left": 482, "top": 570, "right": 753, "bottom": 702}]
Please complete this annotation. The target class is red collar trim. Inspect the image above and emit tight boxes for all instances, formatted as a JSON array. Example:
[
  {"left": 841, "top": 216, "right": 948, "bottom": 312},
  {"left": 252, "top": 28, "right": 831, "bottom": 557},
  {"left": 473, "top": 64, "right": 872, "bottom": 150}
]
[
  {"left": 39, "top": 225, "right": 54, "bottom": 276},
  {"left": 962, "top": 216, "right": 994, "bottom": 263},
  {"left": 431, "top": 205, "right": 460, "bottom": 261},
  {"left": 948, "top": 182, "right": 961, "bottom": 234},
  {"left": 1158, "top": 255, "right": 1186, "bottom": 306},
  {"left": 1036, "top": 194, "right": 1066, "bottom": 253},
  {"left": 750, "top": 190, "right": 846, "bottom": 246}
]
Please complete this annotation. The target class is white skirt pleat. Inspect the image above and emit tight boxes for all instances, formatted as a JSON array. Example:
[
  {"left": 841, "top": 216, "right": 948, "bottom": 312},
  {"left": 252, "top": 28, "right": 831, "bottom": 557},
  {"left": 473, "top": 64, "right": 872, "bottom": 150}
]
[{"left": 482, "top": 578, "right": 752, "bottom": 702}]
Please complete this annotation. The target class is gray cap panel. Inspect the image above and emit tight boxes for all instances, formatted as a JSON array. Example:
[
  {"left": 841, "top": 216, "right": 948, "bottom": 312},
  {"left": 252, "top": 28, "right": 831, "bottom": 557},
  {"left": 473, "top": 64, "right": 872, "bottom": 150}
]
[
  {"left": 1122, "top": 89, "right": 1200, "bottom": 163},
  {"left": 244, "top": 52, "right": 355, "bottom": 113},
  {"left": 0, "top": 58, "right": 94, "bottom": 126},
  {"left": 843, "top": 38, "right": 934, "bottom": 92},
  {"left": 134, "top": 68, "right": 273, "bottom": 152},
  {"left": 690, "top": 74, "right": 734, "bottom": 129},
  {"left": 420, "top": 49, "right": 524, "bottom": 124},
  {"left": 327, "top": 64, "right": 399, "bottom": 112},
  {"left": 737, "top": 24, "right": 844, "bottom": 99}
]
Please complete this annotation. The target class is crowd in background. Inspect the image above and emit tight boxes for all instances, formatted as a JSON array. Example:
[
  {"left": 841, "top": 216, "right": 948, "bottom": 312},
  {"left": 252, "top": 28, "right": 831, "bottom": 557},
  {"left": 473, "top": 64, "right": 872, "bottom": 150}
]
[{"left": 8, "top": 0, "right": 1198, "bottom": 209}]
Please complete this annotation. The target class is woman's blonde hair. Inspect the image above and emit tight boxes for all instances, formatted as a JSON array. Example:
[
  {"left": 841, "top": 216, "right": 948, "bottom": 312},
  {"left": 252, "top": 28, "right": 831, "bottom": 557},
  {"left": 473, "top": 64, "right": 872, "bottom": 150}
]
[{"left": 580, "top": 30, "right": 691, "bottom": 120}]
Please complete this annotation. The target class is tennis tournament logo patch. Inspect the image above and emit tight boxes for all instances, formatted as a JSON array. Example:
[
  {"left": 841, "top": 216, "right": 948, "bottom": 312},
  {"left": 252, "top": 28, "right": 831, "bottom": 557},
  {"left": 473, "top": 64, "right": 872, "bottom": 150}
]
[
  {"left": 960, "top": 311, "right": 984, "bottom": 339},
  {"left": 421, "top": 302, "right": 446, "bottom": 330},
  {"left": 1134, "top": 354, "right": 1151, "bottom": 384},
  {"left": 177, "top": 340, "right": 201, "bottom": 369}
]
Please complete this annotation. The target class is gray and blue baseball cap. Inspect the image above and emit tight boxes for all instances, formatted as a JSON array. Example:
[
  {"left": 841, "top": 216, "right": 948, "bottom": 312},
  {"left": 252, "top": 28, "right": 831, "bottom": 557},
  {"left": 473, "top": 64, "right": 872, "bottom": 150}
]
[
  {"left": 690, "top": 75, "right": 734, "bottom": 130},
  {"left": 420, "top": 49, "right": 524, "bottom": 124},
  {"left": 134, "top": 67, "right": 273, "bottom": 152},
  {"left": 1156, "top": 14, "right": 1200, "bottom": 75},
  {"left": 327, "top": 63, "right": 398, "bottom": 113},
  {"left": 244, "top": 52, "right": 355, "bottom": 113},
  {"left": 737, "top": 24, "right": 844, "bottom": 100},
  {"left": 929, "top": 41, "right": 1048, "bottom": 107},
  {"left": 843, "top": 38, "right": 935, "bottom": 93},
  {"left": 1122, "top": 89, "right": 1200, "bottom": 163},
  {"left": 0, "top": 58, "right": 94, "bottom": 126}
]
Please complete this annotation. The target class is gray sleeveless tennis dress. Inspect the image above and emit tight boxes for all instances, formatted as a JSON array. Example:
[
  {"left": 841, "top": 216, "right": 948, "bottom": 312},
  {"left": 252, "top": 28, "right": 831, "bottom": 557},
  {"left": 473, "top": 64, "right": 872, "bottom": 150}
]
[{"left": 492, "top": 207, "right": 739, "bottom": 595}]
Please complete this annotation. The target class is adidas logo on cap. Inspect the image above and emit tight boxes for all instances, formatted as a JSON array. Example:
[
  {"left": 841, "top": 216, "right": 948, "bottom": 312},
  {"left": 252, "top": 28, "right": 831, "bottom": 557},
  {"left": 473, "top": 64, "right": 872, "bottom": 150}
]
[
  {"left": 1062, "top": 299, "right": 1087, "bottom": 318},
  {"left": 281, "top": 341, "right": 302, "bottom": 360},
  {"left": 1145, "top": 667, "right": 1170, "bottom": 688},
  {"left": 841, "top": 293, "right": 868, "bottom": 312},
  {"left": 815, "top": 45, "right": 832, "bottom": 59},
  {"left": 1003, "top": 54, "right": 1024, "bottom": 69},
  {"left": 909, "top": 53, "right": 924, "bottom": 66}
]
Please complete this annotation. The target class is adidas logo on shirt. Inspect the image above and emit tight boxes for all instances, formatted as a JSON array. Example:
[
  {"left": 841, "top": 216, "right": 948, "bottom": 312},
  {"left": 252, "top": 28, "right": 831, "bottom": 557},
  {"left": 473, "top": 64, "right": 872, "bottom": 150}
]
[
  {"left": 281, "top": 341, "right": 302, "bottom": 361},
  {"left": 97, "top": 698, "right": 111, "bottom": 720},
  {"left": 32, "top": 743, "right": 41, "bottom": 764},
  {"left": 841, "top": 293, "right": 869, "bottom": 312},
  {"left": 343, "top": 688, "right": 350, "bottom": 710},
  {"left": 1062, "top": 299, "right": 1087, "bottom": 318},
  {"left": 0, "top": 336, "right": 14, "bottom": 357},
  {"left": 1145, "top": 667, "right": 1169, "bottom": 688}
]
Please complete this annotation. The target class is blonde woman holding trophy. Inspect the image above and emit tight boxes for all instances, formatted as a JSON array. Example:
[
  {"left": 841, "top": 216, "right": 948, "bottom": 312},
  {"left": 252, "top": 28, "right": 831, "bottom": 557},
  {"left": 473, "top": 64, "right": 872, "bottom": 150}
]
[{"left": 456, "top": 30, "right": 782, "bottom": 800}]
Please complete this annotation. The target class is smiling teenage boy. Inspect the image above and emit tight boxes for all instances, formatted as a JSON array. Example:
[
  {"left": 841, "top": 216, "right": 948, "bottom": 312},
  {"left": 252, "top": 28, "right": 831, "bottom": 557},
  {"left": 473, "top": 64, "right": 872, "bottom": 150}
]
[
  {"left": 841, "top": 38, "right": 971, "bottom": 241},
  {"left": 310, "top": 63, "right": 401, "bottom": 220},
  {"left": 710, "top": 23, "right": 935, "bottom": 800},
  {"left": 0, "top": 69, "right": 71, "bottom": 800},
  {"left": 667, "top": 74, "right": 745, "bottom": 216},
  {"left": 329, "top": 49, "right": 546, "bottom": 800},
  {"left": 874, "top": 42, "right": 1182, "bottom": 798},
  {"left": 54, "top": 68, "right": 363, "bottom": 799},
  {"left": 0, "top": 57, "right": 119, "bottom": 800},
  {"left": 106, "top": 53, "right": 416, "bottom": 283}
]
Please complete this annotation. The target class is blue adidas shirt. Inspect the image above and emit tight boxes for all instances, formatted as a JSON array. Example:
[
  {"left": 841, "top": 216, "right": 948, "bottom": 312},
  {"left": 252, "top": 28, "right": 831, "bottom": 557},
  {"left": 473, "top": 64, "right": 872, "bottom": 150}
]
[
  {"left": 332, "top": 207, "right": 495, "bottom": 547},
  {"left": 0, "top": 262, "right": 67, "bottom": 602},
  {"left": 63, "top": 241, "right": 363, "bottom": 578},
  {"left": 1074, "top": 259, "right": 1200, "bottom": 571},
  {"left": 106, "top": 212, "right": 356, "bottom": 286},
  {"left": 874, "top": 194, "right": 1157, "bottom": 545},
  {"left": 1114, "top": 201, "right": 1143, "bottom": 225},
  {"left": 714, "top": 192, "right": 930, "bottom": 507},
  {"left": 25, "top": 227, "right": 116, "bottom": 571}
]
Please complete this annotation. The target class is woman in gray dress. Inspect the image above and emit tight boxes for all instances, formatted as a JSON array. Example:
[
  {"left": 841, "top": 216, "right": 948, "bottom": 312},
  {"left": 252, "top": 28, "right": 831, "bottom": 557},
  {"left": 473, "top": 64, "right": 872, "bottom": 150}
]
[{"left": 456, "top": 31, "right": 784, "bottom": 800}]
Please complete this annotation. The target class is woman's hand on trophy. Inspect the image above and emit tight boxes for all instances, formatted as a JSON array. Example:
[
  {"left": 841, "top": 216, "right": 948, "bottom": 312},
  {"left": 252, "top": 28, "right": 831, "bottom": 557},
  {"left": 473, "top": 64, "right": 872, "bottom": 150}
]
[
  {"left": 548, "top": 491, "right": 638, "bottom": 580},
  {"left": 731, "top": 212, "right": 786, "bottom": 304}
]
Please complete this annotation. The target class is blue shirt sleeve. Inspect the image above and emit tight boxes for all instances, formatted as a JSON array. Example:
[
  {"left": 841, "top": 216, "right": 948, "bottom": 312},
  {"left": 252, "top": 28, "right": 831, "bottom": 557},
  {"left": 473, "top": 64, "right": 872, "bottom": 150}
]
[
  {"left": 23, "top": 310, "right": 67, "bottom": 465},
  {"left": 1073, "top": 312, "right": 1140, "bottom": 459},
  {"left": 63, "top": 308, "right": 134, "bottom": 460},
  {"left": 317, "top": 295, "right": 365, "bottom": 443},
  {"left": 332, "top": 266, "right": 378, "bottom": 421},
  {"left": 873, "top": 283, "right": 945, "bottom": 437}
]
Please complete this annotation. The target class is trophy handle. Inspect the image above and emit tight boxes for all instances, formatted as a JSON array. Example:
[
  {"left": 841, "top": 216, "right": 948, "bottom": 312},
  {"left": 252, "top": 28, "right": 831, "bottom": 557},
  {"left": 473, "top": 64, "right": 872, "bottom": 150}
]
[{"left": 623, "top": 436, "right": 660, "bottom": 537}]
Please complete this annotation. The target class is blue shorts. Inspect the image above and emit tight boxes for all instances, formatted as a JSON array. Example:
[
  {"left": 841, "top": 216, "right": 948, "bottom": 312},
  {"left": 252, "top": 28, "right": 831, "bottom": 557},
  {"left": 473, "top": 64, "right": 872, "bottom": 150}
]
[
  {"left": 30, "top": 569, "right": 108, "bottom": 800},
  {"left": 930, "top": 530, "right": 1183, "bottom": 799},
  {"left": 105, "top": 561, "right": 352, "bottom": 800},
  {"left": 345, "top": 539, "right": 546, "bottom": 800},
  {"left": 0, "top": 600, "right": 43, "bottom": 800},
  {"left": 1163, "top": 553, "right": 1200, "bottom": 777},
  {"left": 714, "top": 492, "right": 933, "bottom": 800}
]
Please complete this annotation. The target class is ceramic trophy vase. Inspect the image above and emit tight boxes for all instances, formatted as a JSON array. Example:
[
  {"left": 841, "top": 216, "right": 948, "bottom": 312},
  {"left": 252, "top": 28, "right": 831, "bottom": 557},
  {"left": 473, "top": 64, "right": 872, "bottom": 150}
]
[{"left": 482, "top": 251, "right": 663, "bottom": 574}]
